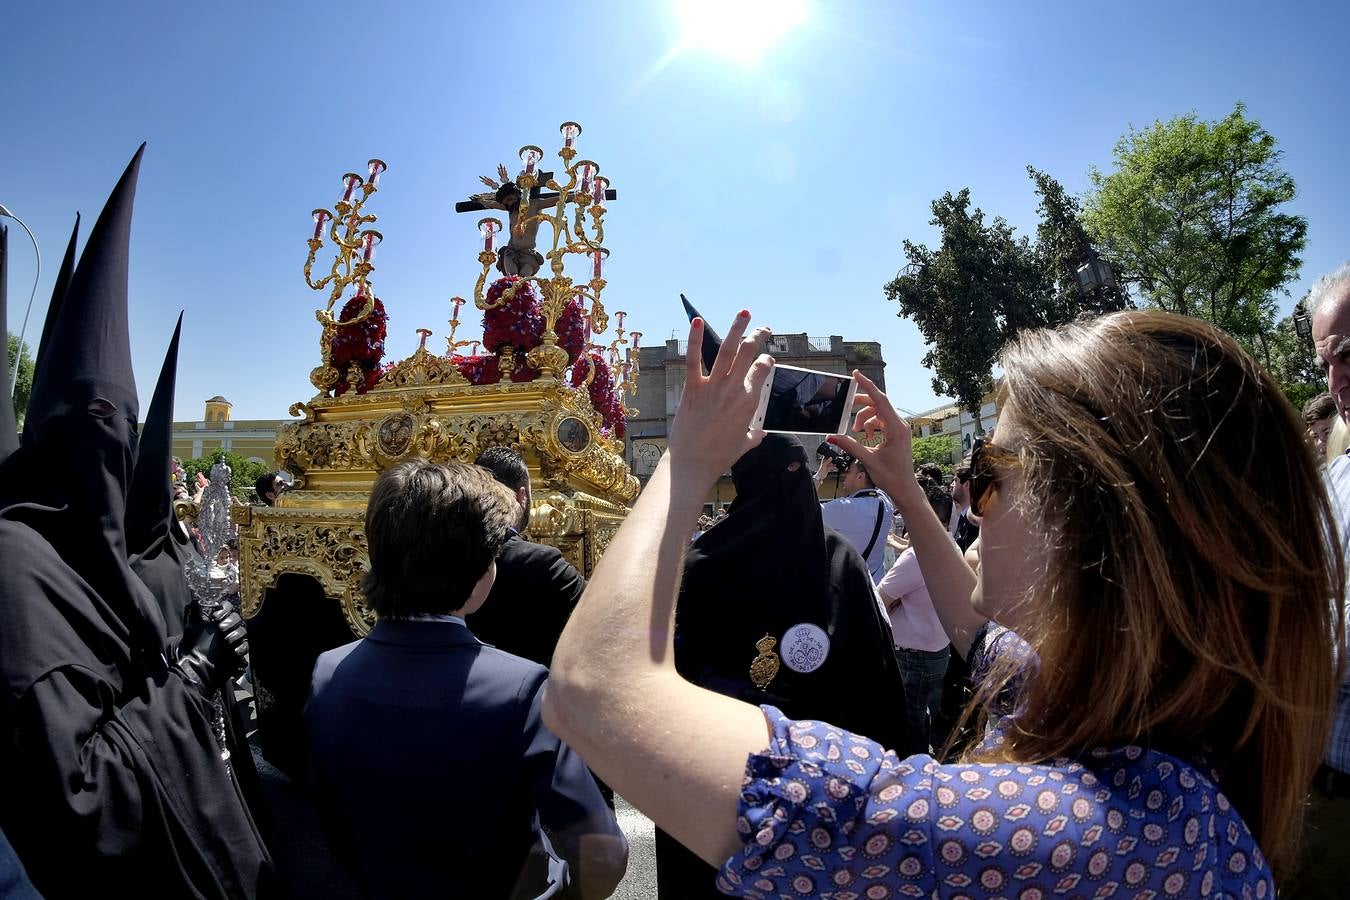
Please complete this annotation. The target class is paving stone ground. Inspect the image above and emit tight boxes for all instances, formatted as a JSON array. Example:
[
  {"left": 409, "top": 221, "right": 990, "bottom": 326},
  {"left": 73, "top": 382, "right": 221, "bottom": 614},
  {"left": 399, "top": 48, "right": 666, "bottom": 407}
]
[{"left": 611, "top": 796, "right": 658, "bottom": 898}]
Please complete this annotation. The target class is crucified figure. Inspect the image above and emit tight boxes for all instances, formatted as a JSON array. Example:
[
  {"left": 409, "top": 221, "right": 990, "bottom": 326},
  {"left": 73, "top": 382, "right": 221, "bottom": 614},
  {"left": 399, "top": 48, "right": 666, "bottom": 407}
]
[{"left": 470, "top": 164, "right": 553, "bottom": 277}]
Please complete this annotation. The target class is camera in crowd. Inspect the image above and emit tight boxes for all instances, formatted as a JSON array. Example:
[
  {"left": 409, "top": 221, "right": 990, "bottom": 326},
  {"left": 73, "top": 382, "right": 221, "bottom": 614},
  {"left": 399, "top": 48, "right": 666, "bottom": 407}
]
[{"left": 816, "top": 441, "right": 856, "bottom": 473}]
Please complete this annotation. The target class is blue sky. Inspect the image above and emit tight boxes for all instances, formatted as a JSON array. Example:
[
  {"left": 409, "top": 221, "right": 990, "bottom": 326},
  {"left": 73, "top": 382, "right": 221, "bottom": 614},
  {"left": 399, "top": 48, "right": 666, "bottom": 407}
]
[{"left": 3, "top": 0, "right": 1347, "bottom": 420}]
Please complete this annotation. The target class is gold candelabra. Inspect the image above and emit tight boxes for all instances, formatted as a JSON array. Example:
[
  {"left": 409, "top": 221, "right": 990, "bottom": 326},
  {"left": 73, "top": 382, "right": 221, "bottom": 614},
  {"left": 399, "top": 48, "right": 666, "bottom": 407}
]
[
  {"left": 471, "top": 122, "right": 612, "bottom": 379},
  {"left": 446, "top": 296, "right": 476, "bottom": 355},
  {"left": 604, "top": 312, "right": 641, "bottom": 414},
  {"left": 303, "top": 159, "right": 388, "bottom": 393}
]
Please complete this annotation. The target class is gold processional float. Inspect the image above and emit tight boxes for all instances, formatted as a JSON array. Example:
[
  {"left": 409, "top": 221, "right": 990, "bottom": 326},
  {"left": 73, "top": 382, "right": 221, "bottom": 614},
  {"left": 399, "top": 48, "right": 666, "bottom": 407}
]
[{"left": 233, "top": 123, "right": 641, "bottom": 637}]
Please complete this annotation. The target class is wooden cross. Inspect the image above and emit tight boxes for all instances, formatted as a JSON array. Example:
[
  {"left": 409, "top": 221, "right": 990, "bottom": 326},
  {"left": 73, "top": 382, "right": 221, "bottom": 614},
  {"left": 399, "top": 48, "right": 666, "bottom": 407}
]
[{"left": 453, "top": 172, "right": 618, "bottom": 214}]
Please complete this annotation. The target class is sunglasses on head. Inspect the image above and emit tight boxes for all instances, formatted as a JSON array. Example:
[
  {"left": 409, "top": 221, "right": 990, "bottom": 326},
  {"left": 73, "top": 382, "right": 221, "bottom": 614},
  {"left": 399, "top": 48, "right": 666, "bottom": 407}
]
[{"left": 968, "top": 436, "right": 1019, "bottom": 516}]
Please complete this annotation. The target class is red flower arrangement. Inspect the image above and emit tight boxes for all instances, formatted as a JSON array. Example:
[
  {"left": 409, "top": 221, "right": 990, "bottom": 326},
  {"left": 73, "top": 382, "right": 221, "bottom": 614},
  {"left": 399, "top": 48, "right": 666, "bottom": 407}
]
[
  {"left": 568, "top": 350, "right": 627, "bottom": 438},
  {"left": 330, "top": 294, "right": 388, "bottom": 395},
  {"left": 556, "top": 295, "right": 587, "bottom": 364},
  {"left": 375, "top": 275, "right": 625, "bottom": 435},
  {"left": 455, "top": 354, "right": 501, "bottom": 385},
  {"left": 483, "top": 277, "right": 544, "bottom": 354},
  {"left": 453, "top": 353, "right": 543, "bottom": 384}
]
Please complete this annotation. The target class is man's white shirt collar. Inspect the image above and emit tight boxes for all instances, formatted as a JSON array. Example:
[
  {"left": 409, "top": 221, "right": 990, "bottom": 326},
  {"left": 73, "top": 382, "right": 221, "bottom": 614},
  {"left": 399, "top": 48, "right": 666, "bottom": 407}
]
[{"left": 406, "top": 614, "right": 467, "bottom": 625}]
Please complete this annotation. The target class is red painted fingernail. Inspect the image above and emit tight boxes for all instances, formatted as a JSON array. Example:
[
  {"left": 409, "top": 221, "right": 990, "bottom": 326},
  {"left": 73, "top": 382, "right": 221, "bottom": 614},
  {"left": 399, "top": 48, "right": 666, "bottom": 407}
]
[{"left": 739, "top": 309, "right": 750, "bottom": 318}]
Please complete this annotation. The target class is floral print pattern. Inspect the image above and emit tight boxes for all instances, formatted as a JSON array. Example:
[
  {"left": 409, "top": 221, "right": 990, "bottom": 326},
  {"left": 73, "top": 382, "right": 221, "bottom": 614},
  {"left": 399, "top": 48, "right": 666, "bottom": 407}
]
[{"left": 716, "top": 628, "right": 1271, "bottom": 899}]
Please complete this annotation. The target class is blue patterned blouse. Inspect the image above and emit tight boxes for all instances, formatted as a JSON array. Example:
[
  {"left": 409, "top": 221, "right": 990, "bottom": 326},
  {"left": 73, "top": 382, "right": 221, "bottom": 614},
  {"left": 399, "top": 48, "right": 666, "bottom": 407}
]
[{"left": 716, "top": 627, "right": 1272, "bottom": 899}]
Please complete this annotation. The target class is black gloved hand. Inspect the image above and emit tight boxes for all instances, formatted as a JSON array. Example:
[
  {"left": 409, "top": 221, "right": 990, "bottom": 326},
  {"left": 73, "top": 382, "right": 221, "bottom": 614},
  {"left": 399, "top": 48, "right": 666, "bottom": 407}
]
[{"left": 173, "top": 599, "right": 249, "bottom": 691}]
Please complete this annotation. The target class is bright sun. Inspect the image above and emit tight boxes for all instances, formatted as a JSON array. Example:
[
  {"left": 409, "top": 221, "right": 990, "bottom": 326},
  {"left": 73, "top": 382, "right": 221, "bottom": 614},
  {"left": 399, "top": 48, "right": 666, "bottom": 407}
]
[{"left": 673, "top": 0, "right": 808, "bottom": 64}]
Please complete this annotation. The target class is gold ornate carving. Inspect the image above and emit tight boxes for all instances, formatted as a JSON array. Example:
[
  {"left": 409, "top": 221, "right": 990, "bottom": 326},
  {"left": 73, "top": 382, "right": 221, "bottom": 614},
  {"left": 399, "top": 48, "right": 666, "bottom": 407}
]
[
  {"left": 238, "top": 514, "right": 376, "bottom": 636},
  {"left": 276, "top": 420, "right": 364, "bottom": 472},
  {"left": 378, "top": 345, "right": 468, "bottom": 390}
]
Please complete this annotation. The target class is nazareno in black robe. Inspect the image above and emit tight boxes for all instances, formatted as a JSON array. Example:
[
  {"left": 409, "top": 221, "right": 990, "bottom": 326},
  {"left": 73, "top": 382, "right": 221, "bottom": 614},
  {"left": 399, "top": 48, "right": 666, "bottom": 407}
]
[
  {"left": 124, "top": 311, "right": 273, "bottom": 839},
  {"left": 0, "top": 146, "right": 273, "bottom": 898},
  {"left": 677, "top": 433, "right": 915, "bottom": 750}
]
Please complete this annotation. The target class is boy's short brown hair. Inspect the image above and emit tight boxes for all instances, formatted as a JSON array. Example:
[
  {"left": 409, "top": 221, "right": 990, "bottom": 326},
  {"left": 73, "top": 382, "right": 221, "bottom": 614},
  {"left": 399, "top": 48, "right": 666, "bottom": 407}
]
[
  {"left": 360, "top": 460, "right": 517, "bottom": 618},
  {"left": 1303, "top": 392, "right": 1337, "bottom": 427}
]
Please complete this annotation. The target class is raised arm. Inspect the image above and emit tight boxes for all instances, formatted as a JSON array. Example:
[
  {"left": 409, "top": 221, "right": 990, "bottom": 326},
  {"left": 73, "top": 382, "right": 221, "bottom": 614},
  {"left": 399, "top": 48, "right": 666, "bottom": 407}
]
[
  {"left": 831, "top": 373, "right": 987, "bottom": 658},
  {"left": 543, "top": 312, "right": 776, "bottom": 869}
]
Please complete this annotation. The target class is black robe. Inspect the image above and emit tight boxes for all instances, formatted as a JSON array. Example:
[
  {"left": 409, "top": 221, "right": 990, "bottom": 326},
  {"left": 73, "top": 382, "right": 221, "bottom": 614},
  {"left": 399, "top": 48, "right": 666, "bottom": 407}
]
[
  {"left": 0, "top": 146, "right": 272, "bottom": 898},
  {"left": 656, "top": 434, "right": 918, "bottom": 898}
]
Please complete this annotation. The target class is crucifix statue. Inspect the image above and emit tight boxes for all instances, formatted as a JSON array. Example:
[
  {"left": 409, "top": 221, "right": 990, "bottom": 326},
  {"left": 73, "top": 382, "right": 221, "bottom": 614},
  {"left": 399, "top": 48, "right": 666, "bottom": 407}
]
[
  {"left": 455, "top": 166, "right": 619, "bottom": 279},
  {"left": 465, "top": 164, "right": 552, "bottom": 277}
]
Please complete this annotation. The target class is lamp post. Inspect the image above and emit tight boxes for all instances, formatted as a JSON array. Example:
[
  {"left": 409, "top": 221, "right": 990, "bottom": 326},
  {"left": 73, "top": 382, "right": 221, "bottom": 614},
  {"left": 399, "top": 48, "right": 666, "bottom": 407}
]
[
  {"left": 1074, "top": 247, "right": 1118, "bottom": 291},
  {"left": 1294, "top": 308, "right": 1313, "bottom": 343},
  {"left": 0, "top": 204, "right": 42, "bottom": 399}
]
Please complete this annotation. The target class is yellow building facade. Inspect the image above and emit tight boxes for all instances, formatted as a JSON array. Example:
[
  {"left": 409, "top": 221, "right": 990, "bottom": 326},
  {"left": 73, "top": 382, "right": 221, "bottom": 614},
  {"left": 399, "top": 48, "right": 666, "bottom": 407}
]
[{"left": 169, "top": 395, "right": 285, "bottom": 465}]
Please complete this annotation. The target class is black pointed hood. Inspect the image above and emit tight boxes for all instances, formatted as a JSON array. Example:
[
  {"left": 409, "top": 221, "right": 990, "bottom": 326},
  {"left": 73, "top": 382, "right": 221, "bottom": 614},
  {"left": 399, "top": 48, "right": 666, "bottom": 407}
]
[
  {"left": 127, "top": 312, "right": 181, "bottom": 555},
  {"left": 34, "top": 213, "right": 81, "bottom": 371},
  {"left": 25, "top": 147, "right": 142, "bottom": 442},
  {"left": 127, "top": 313, "right": 194, "bottom": 638},
  {"left": 681, "top": 293, "right": 722, "bottom": 373},
  {"left": 7, "top": 143, "right": 167, "bottom": 648},
  {"left": 0, "top": 225, "right": 18, "bottom": 462}
]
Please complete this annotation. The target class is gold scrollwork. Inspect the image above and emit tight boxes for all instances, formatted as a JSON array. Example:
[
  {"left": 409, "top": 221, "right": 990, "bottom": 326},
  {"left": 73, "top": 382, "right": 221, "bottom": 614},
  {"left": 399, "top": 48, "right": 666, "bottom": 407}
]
[
  {"left": 378, "top": 345, "right": 468, "bottom": 389},
  {"left": 239, "top": 515, "right": 375, "bottom": 637}
]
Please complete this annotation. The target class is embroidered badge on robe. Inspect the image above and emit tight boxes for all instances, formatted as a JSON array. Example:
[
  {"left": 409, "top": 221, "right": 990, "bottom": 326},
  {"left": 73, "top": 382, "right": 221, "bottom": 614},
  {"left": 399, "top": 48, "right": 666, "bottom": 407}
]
[
  {"left": 781, "top": 622, "right": 830, "bottom": 674},
  {"left": 749, "top": 634, "right": 781, "bottom": 690}
]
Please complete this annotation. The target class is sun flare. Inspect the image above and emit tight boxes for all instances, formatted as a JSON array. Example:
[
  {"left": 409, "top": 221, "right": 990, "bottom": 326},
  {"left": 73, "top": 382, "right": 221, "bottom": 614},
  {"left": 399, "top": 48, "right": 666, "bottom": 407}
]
[{"left": 673, "top": 0, "right": 809, "bottom": 63}]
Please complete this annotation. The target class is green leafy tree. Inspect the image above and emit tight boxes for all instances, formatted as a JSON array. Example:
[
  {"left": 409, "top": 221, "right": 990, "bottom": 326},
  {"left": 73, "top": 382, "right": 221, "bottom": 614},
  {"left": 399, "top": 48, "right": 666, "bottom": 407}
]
[
  {"left": 1083, "top": 103, "right": 1307, "bottom": 347},
  {"left": 182, "top": 448, "right": 274, "bottom": 503},
  {"left": 884, "top": 190, "right": 1046, "bottom": 430},
  {"left": 1027, "top": 166, "right": 1130, "bottom": 317},
  {"left": 6, "top": 333, "right": 34, "bottom": 427},
  {"left": 911, "top": 434, "right": 957, "bottom": 479}
]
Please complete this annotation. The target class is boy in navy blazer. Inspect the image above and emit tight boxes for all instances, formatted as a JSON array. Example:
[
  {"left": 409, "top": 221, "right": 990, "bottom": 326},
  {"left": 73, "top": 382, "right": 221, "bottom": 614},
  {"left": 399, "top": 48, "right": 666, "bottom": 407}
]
[{"left": 305, "top": 460, "right": 628, "bottom": 899}]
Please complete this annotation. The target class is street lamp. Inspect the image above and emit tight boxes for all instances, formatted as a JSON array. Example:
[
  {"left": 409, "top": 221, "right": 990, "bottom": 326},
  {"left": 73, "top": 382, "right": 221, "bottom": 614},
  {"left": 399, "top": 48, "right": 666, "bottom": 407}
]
[
  {"left": 1074, "top": 248, "right": 1117, "bottom": 291},
  {"left": 1294, "top": 307, "right": 1312, "bottom": 343},
  {"left": 0, "top": 204, "right": 42, "bottom": 399}
]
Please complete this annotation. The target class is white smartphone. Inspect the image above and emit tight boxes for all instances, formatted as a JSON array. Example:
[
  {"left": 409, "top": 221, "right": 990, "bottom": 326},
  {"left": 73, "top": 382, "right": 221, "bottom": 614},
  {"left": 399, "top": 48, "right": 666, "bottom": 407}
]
[{"left": 751, "top": 363, "right": 859, "bottom": 435}]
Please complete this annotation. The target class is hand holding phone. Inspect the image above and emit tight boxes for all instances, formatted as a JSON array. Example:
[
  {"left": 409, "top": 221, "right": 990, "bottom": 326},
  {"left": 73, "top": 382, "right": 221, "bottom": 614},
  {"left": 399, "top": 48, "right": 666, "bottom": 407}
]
[{"left": 751, "top": 363, "right": 859, "bottom": 435}]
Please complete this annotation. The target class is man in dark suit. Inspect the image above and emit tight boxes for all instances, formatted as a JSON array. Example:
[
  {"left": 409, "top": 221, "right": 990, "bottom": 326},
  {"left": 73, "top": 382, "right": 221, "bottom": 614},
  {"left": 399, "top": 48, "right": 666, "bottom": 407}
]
[
  {"left": 466, "top": 447, "right": 586, "bottom": 668},
  {"left": 304, "top": 460, "right": 627, "bottom": 900},
  {"left": 948, "top": 455, "right": 982, "bottom": 553}
]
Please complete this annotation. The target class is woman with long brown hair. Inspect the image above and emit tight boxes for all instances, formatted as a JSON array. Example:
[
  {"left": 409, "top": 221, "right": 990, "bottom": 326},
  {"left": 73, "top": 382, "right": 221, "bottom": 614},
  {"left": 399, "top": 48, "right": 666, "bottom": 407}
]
[{"left": 543, "top": 309, "right": 1344, "bottom": 897}]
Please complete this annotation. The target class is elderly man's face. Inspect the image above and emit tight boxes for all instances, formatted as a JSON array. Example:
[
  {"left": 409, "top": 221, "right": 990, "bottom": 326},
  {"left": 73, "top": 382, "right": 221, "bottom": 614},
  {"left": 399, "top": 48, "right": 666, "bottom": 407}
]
[{"left": 1313, "top": 286, "right": 1350, "bottom": 423}]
